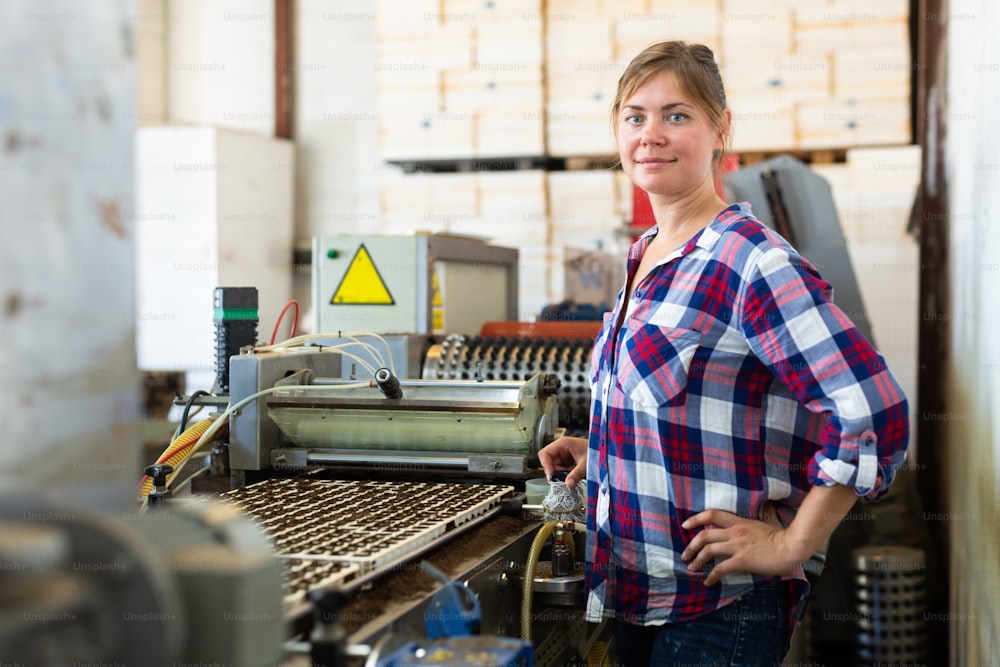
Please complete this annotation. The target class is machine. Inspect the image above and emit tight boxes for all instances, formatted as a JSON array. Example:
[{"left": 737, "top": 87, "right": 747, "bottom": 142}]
[
  {"left": 228, "top": 341, "right": 559, "bottom": 482},
  {"left": 0, "top": 493, "right": 286, "bottom": 666},
  {"left": 0, "top": 328, "right": 597, "bottom": 665},
  {"left": 107, "top": 233, "right": 600, "bottom": 665},
  {"left": 226, "top": 333, "right": 594, "bottom": 486},
  {"left": 146, "top": 327, "right": 598, "bottom": 667},
  {"left": 311, "top": 234, "right": 519, "bottom": 336}
]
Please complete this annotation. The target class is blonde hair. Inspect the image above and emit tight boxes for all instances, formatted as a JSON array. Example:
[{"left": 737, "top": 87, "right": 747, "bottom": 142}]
[{"left": 611, "top": 41, "right": 731, "bottom": 162}]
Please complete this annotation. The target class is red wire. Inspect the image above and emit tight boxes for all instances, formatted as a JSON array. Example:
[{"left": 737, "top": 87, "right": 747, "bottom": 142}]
[{"left": 270, "top": 299, "right": 300, "bottom": 345}]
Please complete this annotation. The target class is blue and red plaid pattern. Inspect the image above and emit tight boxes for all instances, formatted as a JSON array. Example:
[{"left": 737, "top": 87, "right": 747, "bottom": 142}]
[{"left": 584, "top": 202, "right": 909, "bottom": 625}]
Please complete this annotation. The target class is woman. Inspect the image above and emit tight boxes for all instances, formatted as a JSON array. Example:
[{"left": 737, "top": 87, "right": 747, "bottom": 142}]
[{"left": 538, "top": 41, "right": 909, "bottom": 666}]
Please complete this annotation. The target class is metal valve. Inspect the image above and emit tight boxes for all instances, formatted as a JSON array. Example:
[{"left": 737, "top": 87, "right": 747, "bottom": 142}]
[
  {"left": 374, "top": 368, "right": 403, "bottom": 399},
  {"left": 143, "top": 464, "right": 173, "bottom": 507},
  {"left": 551, "top": 521, "right": 576, "bottom": 577}
]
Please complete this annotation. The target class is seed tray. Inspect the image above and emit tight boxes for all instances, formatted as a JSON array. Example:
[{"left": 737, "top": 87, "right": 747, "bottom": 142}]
[
  {"left": 277, "top": 558, "right": 361, "bottom": 608},
  {"left": 216, "top": 478, "right": 513, "bottom": 601}
]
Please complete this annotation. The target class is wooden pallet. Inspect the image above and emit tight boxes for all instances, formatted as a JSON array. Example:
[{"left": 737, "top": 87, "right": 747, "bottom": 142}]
[
  {"left": 561, "top": 155, "right": 621, "bottom": 171},
  {"left": 387, "top": 155, "right": 559, "bottom": 174},
  {"left": 556, "top": 149, "right": 850, "bottom": 171},
  {"left": 737, "top": 148, "right": 848, "bottom": 166},
  {"left": 383, "top": 147, "right": 876, "bottom": 175}
]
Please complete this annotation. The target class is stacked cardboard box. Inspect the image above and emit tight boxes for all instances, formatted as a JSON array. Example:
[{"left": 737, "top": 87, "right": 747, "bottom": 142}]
[
  {"left": 545, "top": 0, "right": 720, "bottom": 156},
  {"left": 544, "top": 0, "right": 912, "bottom": 155},
  {"left": 548, "top": 170, "right": 632, "bottom": 302},
  {"left": 375, "top": 1, "right": 915, "bottom": 320},
  {"left": 376, "top": 0, "right": 910, "bottom": 158},
  {"left": 375, "top": 0, "right": 544, "bottom": 160},
  {"left": 791, "top": 0, "right": 912, "bottom": 149},
  {"left": 380, "top": 168, "right": 551, "bottom": 319},
  {"left": 811, "top": 145, "right": 921, "bottom": 435}
]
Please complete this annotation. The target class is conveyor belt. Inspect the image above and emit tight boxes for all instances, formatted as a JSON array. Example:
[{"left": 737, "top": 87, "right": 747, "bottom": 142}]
[{"left": 216, "top": 478, "right": 514, "bottom": 607}]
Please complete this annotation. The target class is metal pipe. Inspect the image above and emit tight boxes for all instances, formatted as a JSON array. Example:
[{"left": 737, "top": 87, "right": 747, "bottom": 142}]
[
  {"left": 172, "top": 394, "right": 230, "bottom": 408},
  {"left": 266, "top": 396, "right": 519, "bottom": 413},
  {"left": 305, "top": 451, "right": 470, "bottom": 469},
  {"left": 311, "top": 377, "right": 527, "bottom": 390}
]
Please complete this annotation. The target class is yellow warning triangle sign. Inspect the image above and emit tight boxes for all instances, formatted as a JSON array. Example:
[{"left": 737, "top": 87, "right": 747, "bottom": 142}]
[{"left": 330, "top": 244, "right": 395, "bottom": 305}]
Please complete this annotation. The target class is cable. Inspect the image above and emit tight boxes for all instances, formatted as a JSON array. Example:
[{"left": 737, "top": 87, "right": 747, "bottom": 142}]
[
  {"left": 253, "top": 331, "right": 395, "bottom": 373},
  {"left": 269, "top": 299, "right": 300, "bottom": 345},
  {"left": 168, "top": 464, "right": 210, "bottom": 496},
  {"left": 314, "top": 343, "right": 380, "bottom": 375},
  {"left": 273, "top": 342, "right": 380, "bottom": 376},
  {"left": 164, "top": 380, "right": 375, "bottom": 493},
  {"left": 355, "top": 332, "right": 394, "bottom": 373},
  {"left": 337, "top": 334, "right": 394, "bottom": 374},
  {"left": 137, "top": 419, "right": 215, "bottom": 501},
  {"left": 177, "top": 390, "right": 210, "bottom": 436},
  {"left": 170, "top": 380, "right": 218, "bottom": 440}
]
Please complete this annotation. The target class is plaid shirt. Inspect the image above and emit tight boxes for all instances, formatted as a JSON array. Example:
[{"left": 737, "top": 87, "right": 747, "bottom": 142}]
[{"left": 584, "top": 202, "right": 909, "bottom": 625}]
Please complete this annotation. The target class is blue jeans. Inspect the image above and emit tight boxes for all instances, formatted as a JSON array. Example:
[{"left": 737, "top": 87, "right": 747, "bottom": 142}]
[{"left": 613, "top": 583, "right": 792, "bottom": 667}]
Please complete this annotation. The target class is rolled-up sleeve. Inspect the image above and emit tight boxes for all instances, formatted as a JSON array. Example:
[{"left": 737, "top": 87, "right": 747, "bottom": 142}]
[{"left": 739, "top": 247, "right": 909, "bottom": 501}]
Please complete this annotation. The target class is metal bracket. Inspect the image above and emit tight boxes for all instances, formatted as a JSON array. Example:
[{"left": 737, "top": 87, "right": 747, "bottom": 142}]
[
  {"left": 270, "top": 448, "right": 311, "bottom": 470},
  {"left": 468, "top": 455, "right": 527, "bottom": 475}
]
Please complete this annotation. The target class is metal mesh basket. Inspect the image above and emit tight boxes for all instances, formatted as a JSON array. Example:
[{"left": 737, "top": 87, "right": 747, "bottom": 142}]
[{"left": 851, "top": 545, "right": 928, "bottom": 665}]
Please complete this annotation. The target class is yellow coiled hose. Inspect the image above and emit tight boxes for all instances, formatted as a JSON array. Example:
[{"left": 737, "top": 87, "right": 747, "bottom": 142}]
[
  {"left": 588, "top": 640, "right": 610, "bottom": 666},
  {"left": 520, "top": 520, "right": 560, "bottom": 642},
  {"left": 136, "top": 419, "right": 214, "bottom": 501}
]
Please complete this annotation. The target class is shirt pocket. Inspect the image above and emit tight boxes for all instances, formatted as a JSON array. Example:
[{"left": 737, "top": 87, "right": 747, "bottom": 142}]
[{"left": 615, "top": 322, "right": 702, "bottom": 408}]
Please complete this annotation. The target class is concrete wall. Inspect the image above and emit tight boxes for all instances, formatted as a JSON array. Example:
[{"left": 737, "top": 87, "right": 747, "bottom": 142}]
[
  {"left": 942, "top": 2, "right": 1000, "bottom": 663},
  {"left": 0, "top": 0, "right": 137, "bottom": 508}
]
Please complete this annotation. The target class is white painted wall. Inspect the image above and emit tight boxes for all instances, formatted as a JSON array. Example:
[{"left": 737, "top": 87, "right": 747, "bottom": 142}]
[
  {"left": 0, "top": 0, "right": 137, "bottom": 508},
  {"left": 943, "top": 2, "right": 1000, "bottom": 663}
]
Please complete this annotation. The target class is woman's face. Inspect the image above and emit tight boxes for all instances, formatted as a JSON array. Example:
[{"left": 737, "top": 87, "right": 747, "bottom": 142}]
[{"left": 617, "top": 70, "right": 724, "bottom": 200}]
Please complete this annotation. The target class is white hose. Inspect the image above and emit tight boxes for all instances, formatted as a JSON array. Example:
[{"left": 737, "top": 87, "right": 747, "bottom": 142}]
[
  {"left": 252, "top": 331, "right": 395, "bottom": 373},
  {"left": 162, "top": 381, "right": 373, "bottom": 494}
]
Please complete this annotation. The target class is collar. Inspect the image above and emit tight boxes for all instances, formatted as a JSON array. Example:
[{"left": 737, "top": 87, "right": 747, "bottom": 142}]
[
  {"left": 635, "top": 201, "right": 754, "bottom": 255},
  {"left": 698, "top": 202, "right": 754, "bottom": 251}
]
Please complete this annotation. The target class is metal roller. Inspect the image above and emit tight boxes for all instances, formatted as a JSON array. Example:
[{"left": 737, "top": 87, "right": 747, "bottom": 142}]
[
  {"left": 423, "top": 334, "right": 593, "bottom": 435},
  {"left": 267, "top": 373, "right": 559, "bottom": 457}
]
